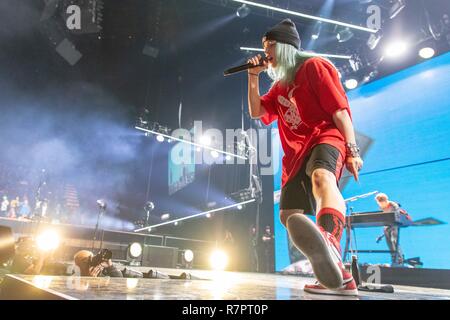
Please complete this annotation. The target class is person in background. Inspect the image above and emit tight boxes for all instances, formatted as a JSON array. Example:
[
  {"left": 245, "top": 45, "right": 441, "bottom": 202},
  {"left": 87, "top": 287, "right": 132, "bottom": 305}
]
[
  {"left": 1, "top": 195, "right": 9, "bottom": 217},
  {"left": 261, "top": 226, "right": 275, "bottom": 273},
  {"left": 8, "top": 196, "right": 19, "bottom": 218},
  {"left": 10, "top": 237, "right": 49, "bottom": 275},
  {"left": 375, "top": 193, "right": 411, "bottom": 265},
  {"left": 73, "top": 250, "right": 123, "bottom": 277},
  {"left": 19, "top": 196, "right": 31, "bottom": 219},
  {"left": 249, "top": 225, "right": 259, "bottom": 272}
]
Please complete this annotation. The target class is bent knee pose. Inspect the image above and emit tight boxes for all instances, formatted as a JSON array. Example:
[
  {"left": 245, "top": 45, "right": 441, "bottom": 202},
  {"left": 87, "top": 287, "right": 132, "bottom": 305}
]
[{"left": 247, "top": 19, "right": 363, "bottom": 296}]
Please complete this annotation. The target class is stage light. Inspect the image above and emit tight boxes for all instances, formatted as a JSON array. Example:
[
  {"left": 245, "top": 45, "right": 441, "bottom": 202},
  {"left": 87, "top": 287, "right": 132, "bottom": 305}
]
[
  {"left": 211, "top": 150, "right": 219, "bottom": 158},
  {"left": 174, "top": 221, "right": 179, "bottom": 226},
  {"left": 389, "top": 0, "right": 405, "bottom": 19},
  {"left": 210, "top": 250, "right": 228, "bottom": 271},
  {"left": 311, "top": 22, "right": 322, "bottom": 40},
  {"left": 236, "top": 4, "right": 250, "bottom": 18},
  {"left": 237, "top": 204, "right": 243, "bottom": 210},
  {"left": 225, "top": 155, "right": 231, "bottom": 161},
  {"left": 199, "top": 135, "right": 211, "bottom": 146},
  {"left": 129, "top": 242, "right": 143, "bottom": 258},
  {"left": 126, "top": 278, "right": 139, "bottom": 289},
  {"left": 184, "top": 249, "right": 194, "bottom": 263},
  {"left": 134, "top": 199, "right": 256, "bottom": 232},
  {"left": 161, "top": 213, "right": 170, "bottom": 221},
  {"left": 419, "top": 47, "right": 435, "bottom": 59},
  {"left": 231, "top": 0, "right": 376, "bottom": 33},
  {"left": 206, "top": 213, "right": 212, "bottom": 218},
  {"left": 385, "top": 41, "right": 408, "bottom": 58},
  {"left": 239, "top": 47, "right": 351, "bottom": 60},
  {"left": 156, "top": 134, "right": 164, "bottom": 142},
  {"left": 36, "top": 230, "right": 60, "bottom": 252},
  {"left": 96, "top": 199, "right": 107, "bottom": 210},
  {"left": 337, "top": 27, "right": 354, "bottom": 43},
  {"left": 345, "top": 79, "right": 358, "bottom": 90}
]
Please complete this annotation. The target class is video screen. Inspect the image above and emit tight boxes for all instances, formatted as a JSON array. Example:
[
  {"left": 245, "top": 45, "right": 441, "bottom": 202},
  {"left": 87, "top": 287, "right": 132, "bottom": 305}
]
[{"left": 273, "top": 51, "right": 450, "bottom": 271}]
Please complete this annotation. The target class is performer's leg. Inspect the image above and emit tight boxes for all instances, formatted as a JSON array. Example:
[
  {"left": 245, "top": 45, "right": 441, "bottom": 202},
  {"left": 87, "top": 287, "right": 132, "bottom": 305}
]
[
  {"left": 311, "top": 168, "right": 346, "bottom": 242},
  {"left": 385, "top": 227, "right": 396, "bottom": 263},
  {"left": 284, "top": 208, "right": 343, "bottom": 289}
]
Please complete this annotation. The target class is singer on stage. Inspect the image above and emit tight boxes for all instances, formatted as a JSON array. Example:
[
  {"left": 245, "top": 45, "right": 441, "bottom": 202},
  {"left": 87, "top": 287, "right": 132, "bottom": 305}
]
[{"left": 247, "top": 19, "right": 363, "bottom": 296}]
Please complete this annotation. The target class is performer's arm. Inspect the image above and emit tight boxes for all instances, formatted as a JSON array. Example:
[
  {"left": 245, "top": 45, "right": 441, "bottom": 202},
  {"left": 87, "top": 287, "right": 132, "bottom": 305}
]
[{"left": 332, "top": 109, "right": 363, "bottom": 181}]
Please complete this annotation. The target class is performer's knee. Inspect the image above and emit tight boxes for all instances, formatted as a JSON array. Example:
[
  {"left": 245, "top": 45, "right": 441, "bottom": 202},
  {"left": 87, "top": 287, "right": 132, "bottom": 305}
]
[{"left": 311, "top": 169, "right": 335, "bottom": 191}]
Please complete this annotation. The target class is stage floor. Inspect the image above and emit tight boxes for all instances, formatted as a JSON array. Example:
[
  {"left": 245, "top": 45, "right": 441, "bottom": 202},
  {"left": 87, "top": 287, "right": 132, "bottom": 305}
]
[{"left": 2, "top": 267, "right": 450, "bottom": 300}]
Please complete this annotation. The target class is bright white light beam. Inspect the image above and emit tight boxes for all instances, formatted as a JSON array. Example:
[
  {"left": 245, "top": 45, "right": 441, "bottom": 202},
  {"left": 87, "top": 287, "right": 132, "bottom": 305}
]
[
  {"left": 240, "top": 47, "right": 351, "bottom": 60},
  {"left": 232, "top": 0, "right": 376, "bottom": 34},
  {"left": 136, "top": 126, "right": 247, "bottom": 160},
  {"left": 134, "top": 199, "right": 256, "bottom": 232}
]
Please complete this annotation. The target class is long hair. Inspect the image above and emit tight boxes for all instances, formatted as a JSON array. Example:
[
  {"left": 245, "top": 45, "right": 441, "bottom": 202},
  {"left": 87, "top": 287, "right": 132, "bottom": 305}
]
[{"left": 266, "top": 43, "right": 316, "bottom": 86}]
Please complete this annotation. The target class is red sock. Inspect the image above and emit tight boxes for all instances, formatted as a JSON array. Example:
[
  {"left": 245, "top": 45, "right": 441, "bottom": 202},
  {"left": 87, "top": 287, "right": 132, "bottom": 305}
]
[{"left": 316, "top": 208, "right": 345, "bottom": 242}]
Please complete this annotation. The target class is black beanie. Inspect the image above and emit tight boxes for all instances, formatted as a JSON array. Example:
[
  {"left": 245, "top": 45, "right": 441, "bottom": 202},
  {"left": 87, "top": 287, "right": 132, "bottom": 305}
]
[{"left": 263, "top": 19, "right": 301, "bottom": 50}]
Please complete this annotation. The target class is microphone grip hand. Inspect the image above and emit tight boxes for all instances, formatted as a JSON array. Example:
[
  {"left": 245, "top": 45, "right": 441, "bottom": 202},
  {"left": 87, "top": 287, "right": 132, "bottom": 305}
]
[{"left": 247, "top": 54, "right": 268, "bottom": 75}]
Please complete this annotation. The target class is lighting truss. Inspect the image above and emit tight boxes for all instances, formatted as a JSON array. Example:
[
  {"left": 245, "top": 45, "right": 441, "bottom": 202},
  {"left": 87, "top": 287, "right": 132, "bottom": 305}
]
[
  {"left": 134, "top": 199, "right": 256, "bottom": 232},
  {"left": 136, "top": 126, "right": 248, "bottom": 160},
  {"left": 240, "top": 47, "right": 351, "bottom": 60},
  {"left": 232, "top": 0, "right": 377, "bottom": 34}
]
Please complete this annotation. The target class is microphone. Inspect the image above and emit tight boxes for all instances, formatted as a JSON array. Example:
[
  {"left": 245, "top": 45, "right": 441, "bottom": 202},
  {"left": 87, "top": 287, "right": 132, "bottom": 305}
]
[{"left": 223, "top": 57, "right": 271, "bottom": 76}]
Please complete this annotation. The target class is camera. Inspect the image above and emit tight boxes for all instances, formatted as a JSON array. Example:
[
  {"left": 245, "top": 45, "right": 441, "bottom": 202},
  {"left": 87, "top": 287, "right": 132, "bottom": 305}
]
[{"left": 89, "top": 249, "right": 112, "bottom": 267}]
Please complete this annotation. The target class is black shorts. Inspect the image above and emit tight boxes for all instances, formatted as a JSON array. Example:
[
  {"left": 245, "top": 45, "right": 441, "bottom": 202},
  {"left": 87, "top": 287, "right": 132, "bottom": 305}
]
[{"left": 279, "top": 143, "right": 344, "bottom": 215}]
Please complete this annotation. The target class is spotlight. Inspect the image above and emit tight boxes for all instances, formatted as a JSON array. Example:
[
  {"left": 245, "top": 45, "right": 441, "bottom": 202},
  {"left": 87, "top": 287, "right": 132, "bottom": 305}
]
[
  {"left": 96, "top": 199, "right": 107, "bottom": 210},
  {"left": 389, "top": 0, "right": 406, "bottom": 19},
  {"left": 225, "top": 155, "right": 231, "bottom": 161},
  {"left": 211, "top": 150, "right": 219, "bottom": 158},
  {"left": 206, "top": 213, "right": 212, "bottom": 218},
  {"left": 36, "top": 230, "right": 60, "bottom": 252},
  {"left": 419, "top": 47, "right": 435, "bottom": 59},
  {"left": 161, "top": 213, "right": 170, "bottom": 221},
  {"left": 237, "top": 204, "right": 243, "bottom": 210},
  {"left": 156, "top": 134, "right": 164, "bottom": 142},
  {"left": 385, "top": 41, "right": 408, "bottom": 58},
  {"left": 236, "top": 4, "right": 250, "bottom": 18},
  {"left": 209, "top": 250, "right": 228, "bottom": 271},
  {"left": 345, "top": 79, "right": 359, "bottom": 90},
  {"left": 367, "top": 32, "right": 382, "bottom": 50},
  {"left": 199, "top": 135, "right": 211, "bottom": 146},
  {"left": 184, "top": 249, "right": 194, "bottom": 263},
  {"left": 337, "top": 27, "right": 354, "bottom": 43},
  {"left": 311, "top": 22, "right": 322, "bottom": 40},
  {"left": 129, "top": 242, "right": 143, "bottom": 258},
  {"left": 174, "top": 221, "right": 179, "bottom": 226}
]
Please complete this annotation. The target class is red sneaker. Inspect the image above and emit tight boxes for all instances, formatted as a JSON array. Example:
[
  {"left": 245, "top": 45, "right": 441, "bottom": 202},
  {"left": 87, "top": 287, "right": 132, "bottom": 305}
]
[{"left": 304, "top": 267, "right": 358, "bottom": 296}]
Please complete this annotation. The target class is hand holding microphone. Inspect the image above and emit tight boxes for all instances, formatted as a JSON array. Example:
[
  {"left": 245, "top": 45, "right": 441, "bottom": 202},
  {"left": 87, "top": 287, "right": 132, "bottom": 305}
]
[
  {"left": 247, "top": 54, "right": 269, "bottom": 76},
  {"left": 223, "top": 54, "right": 270, "bottom": 76}
]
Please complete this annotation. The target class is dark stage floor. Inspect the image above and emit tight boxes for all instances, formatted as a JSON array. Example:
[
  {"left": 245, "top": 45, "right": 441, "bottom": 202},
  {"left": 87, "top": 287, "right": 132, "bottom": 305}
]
[{"left": 2, "top": 267, "right": 450, "bottom": 300}]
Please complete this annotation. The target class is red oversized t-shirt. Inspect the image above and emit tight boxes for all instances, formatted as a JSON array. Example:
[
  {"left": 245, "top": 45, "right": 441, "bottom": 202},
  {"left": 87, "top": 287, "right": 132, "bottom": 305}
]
[{"left": 260, "top": 56, "right": 351, "bottom": 187}]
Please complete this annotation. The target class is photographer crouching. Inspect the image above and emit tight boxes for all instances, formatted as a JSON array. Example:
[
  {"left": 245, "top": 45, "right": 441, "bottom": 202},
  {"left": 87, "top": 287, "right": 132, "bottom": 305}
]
[{"left": 74, "top": 249, "right": 124, "bottom": 277}]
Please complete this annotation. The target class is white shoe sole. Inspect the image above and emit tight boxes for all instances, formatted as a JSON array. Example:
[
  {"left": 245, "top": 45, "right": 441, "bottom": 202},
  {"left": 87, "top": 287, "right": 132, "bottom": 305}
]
[
  {"left": 287, "top": 214, "right": 343, "bottom": 289},
  {"left": 304, "top": 286, "right": 359, "bottom": 296}
]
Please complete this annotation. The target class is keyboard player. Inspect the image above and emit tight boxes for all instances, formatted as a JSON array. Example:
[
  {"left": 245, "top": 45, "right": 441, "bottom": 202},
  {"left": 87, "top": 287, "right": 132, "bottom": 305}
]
[{"left": 375, "top": 193, "right": 412, "bottom": 265}]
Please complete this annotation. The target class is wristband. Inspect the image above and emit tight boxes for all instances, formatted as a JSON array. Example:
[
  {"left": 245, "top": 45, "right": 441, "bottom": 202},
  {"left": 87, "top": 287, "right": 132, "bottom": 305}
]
[{"left": 346, "top": 142, "right": 360, "bottom": 158}]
